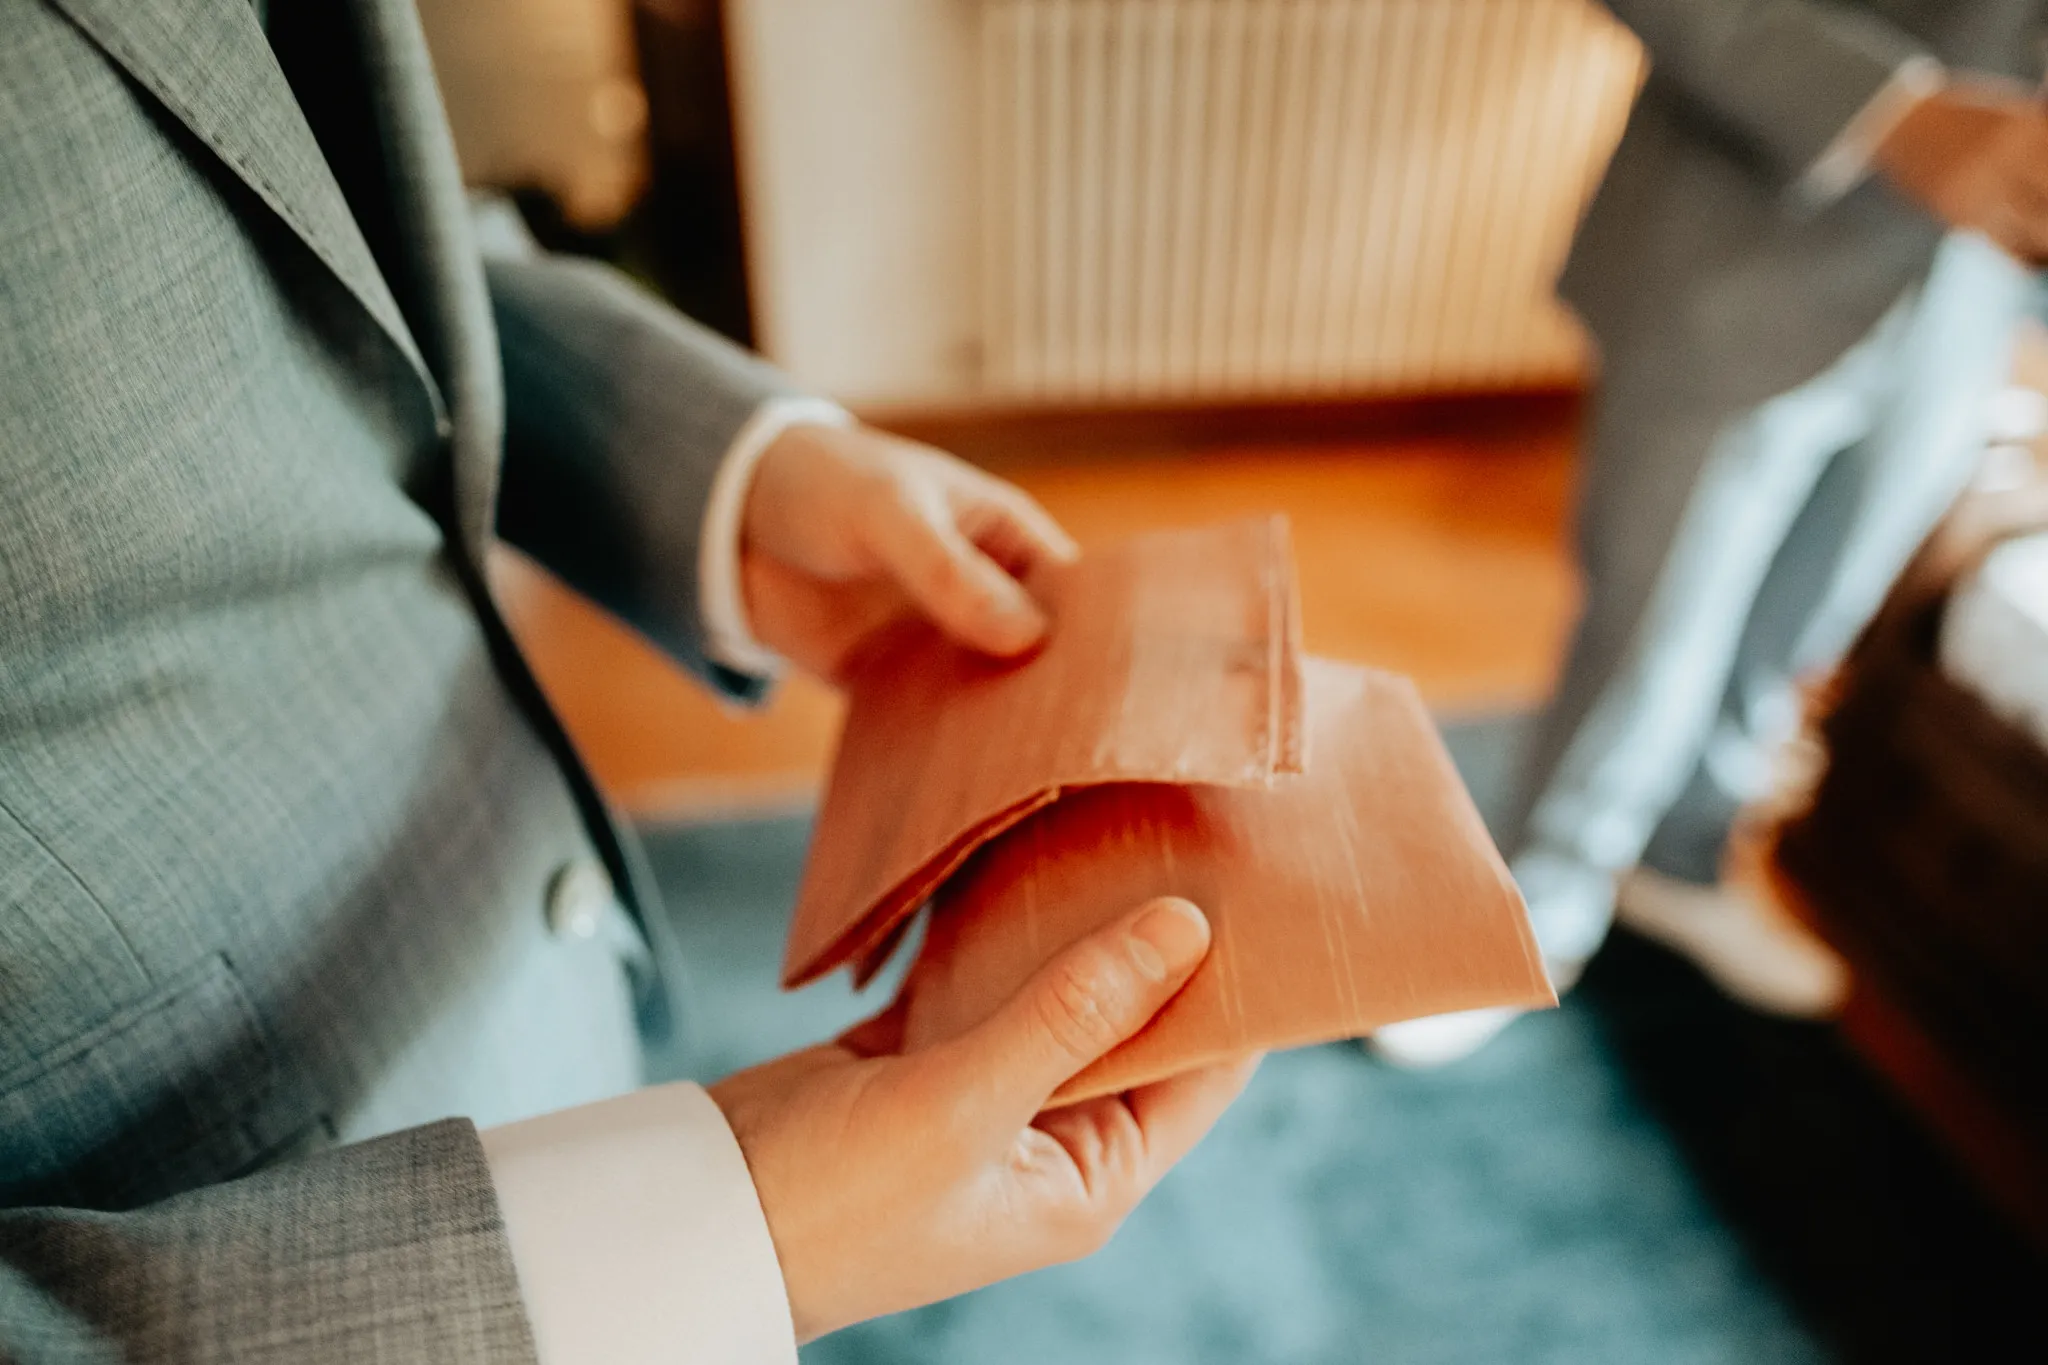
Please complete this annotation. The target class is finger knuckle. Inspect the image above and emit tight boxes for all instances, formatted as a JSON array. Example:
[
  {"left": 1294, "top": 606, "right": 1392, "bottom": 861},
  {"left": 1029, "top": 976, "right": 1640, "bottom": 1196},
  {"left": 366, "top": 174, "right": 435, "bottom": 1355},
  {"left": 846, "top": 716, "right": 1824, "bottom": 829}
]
[
  {"left": 1006, "top": 486, "right": 1058, "bottom": 525},
  {"left": 1081, "top": 1212, "right": 1124, "bottom": 1257},
  {"left": 857, "top": 468, "right": 905, "bottom": 514},
  {"left": 924, "top": 552, "right": 990, "bottom": 618},
  {"left": 1036, "top": 951, "right": 1128, "bottom": 1059},
  {"left": 922, "top": 543, "right": 971, "bottom": 592},
  {"left": 1051, "top": 1206, "right": 1123, "bottom": 1262}
]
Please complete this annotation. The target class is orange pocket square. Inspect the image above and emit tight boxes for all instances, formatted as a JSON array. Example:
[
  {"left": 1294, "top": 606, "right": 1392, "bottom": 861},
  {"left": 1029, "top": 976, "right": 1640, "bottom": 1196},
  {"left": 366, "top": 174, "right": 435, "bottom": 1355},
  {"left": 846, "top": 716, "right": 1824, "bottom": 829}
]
[
  {"left": 785, "top": 516, "right": 1305, "bottom": 988},
  {"left": 785, "top": 518, "right": 1552, "bottom": 1091},
  {"left": 897, "top": 658, "right": 1553, "bottom": 1103}
]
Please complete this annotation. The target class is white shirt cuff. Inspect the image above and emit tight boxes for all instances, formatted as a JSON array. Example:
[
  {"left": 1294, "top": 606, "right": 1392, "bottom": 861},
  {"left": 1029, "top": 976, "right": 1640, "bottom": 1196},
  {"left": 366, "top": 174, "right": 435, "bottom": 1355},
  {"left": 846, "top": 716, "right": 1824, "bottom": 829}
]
[
  {"left": 699, "top": 395, "right": 856, "bottom": 678},
  {"left": 480, "top": 1082, "right": 798, "bottom": 1365},
  {"left": 1797, "top": 54, "right": 1946, "bottom": 210}
]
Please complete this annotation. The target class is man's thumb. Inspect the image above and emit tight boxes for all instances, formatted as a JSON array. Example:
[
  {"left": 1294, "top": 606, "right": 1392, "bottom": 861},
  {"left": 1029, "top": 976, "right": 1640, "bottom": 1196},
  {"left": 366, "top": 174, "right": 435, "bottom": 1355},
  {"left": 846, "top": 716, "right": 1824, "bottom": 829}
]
[{"left": 942, "top": 898, "right": 1211, "bottom": 1126}]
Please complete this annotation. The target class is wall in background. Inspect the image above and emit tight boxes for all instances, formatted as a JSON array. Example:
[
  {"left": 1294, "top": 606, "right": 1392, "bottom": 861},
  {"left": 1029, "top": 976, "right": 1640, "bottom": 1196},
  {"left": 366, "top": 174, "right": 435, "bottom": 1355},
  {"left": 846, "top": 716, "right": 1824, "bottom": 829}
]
[
  {"left": 419, "top": 0, "right": 650, "bottom": 228},
  {"left": 727, "top": 0, "right": 1643, "bottom": 409}
]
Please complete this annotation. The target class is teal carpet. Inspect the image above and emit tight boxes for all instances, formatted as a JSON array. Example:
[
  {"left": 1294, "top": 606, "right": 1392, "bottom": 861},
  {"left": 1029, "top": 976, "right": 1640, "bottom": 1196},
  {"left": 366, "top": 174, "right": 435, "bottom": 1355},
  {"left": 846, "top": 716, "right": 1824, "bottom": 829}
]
[{"left": 641, "top": 719, "right": 2044, "bottom": 1363}]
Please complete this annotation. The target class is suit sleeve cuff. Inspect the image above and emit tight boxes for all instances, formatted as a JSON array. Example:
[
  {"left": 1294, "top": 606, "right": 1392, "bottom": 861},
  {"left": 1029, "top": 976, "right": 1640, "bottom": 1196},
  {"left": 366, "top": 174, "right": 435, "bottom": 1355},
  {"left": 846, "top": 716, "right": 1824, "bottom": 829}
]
[
  {"left": 1797, "top": 54, "right": 1946, "bottom": 210},
  {"left": 479, "top": 1082, "right": 798, "bottom": 1365},
  {"left": 698, "top": 396, "right": 857, "bottom": 680}
]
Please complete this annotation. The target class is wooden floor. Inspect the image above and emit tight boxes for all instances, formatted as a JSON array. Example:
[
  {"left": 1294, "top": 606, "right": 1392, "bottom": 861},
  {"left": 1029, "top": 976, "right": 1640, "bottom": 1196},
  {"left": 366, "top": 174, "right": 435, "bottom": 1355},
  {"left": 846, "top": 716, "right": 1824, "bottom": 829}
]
[{"left": 495, "top": 396, "right": 1584, "bottom": 820}]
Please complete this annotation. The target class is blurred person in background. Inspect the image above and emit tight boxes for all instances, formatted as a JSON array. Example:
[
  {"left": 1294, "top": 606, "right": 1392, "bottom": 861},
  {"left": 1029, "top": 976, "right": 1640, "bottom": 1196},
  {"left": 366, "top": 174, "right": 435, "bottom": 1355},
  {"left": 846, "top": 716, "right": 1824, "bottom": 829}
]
[
  {"left": 0, "top": 0, "right": 1256, "bottom": 1359},
  {"left": 1377, "top": 0, "right": 2048, "bottom": 1066}
]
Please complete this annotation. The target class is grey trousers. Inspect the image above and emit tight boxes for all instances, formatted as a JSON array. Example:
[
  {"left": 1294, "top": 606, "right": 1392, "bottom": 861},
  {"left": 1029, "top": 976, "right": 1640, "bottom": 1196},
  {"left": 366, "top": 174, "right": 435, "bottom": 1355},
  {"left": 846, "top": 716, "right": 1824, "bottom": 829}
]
[{"left": 1506, "top": 232, "right": 2034, "bottom": 976}]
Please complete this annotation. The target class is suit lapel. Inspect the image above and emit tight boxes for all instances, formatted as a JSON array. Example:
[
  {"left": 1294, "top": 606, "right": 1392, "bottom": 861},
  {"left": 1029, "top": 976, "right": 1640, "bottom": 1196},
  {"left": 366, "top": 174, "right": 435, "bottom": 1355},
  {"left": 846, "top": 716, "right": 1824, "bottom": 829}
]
[
  {"left": 345, "top": 0, "right": 506, "bottom": 563},
  {"left": 43, "top": 0, "right": 449, "bottom": 431},
  {"left": 44, "top": 0, "right": 512, "bottom": 562}
]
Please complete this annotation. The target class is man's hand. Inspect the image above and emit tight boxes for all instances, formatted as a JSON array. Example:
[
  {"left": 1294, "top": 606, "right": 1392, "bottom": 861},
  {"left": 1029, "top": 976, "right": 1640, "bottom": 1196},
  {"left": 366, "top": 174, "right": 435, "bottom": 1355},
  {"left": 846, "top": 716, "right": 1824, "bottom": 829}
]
[
  {"left": 740, "top": 423, "right": 1079, "bottom": 682},
  {"left": 1876, "top": 80, "right": 2048, "bottom": 265},
  {"left": 708, "top": 898, "right": 1260, "bottom": 1342}
]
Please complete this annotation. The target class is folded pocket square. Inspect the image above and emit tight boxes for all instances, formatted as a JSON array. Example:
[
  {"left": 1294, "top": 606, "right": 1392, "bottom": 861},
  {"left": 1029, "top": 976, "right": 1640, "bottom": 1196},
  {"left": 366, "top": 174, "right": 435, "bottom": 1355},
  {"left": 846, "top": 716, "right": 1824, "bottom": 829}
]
[
  {"left": 784, "top": 517, "right": 1306, "bottom": 988},
  {"left": 783, "top": 517, "right": 1552, "bottom": 1096},
  {"left": 896, "top": 658, "right": 1554, "bottom": 1104}
]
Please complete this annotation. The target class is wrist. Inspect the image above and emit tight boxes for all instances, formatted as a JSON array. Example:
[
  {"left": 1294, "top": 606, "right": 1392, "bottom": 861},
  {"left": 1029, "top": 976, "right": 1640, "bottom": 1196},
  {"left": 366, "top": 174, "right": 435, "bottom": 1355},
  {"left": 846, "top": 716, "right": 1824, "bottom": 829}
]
[
  {"left": 707, "top": 1066, "right": 876, "bottom": 1345},
  {"left": 703, "top": 397, "right": 851, "bottom": 676},
  {"left": 739, "top": 418, "right": 862, "bottom": 562}
]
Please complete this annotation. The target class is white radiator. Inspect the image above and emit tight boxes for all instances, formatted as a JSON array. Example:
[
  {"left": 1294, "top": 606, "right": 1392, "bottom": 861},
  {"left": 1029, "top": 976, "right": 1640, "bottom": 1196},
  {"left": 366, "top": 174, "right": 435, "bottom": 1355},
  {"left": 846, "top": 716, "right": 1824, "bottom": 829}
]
[{"left": 728, "top": 0, "right": 1643, "bottom": 408}]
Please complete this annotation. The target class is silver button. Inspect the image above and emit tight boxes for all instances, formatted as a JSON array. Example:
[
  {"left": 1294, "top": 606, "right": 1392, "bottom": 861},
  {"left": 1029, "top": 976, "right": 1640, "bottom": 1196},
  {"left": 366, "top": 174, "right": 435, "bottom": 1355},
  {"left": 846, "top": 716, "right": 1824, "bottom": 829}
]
[{"left": 544, "top": 858, "right": 615, "bottom": 941}]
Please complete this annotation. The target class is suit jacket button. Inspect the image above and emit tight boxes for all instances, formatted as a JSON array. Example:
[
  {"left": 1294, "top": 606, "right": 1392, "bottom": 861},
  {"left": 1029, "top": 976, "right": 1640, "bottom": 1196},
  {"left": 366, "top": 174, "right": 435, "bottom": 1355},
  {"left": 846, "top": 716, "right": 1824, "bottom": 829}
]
[{"left": 545, "top": 858, "right": 615, "bottom": 940}]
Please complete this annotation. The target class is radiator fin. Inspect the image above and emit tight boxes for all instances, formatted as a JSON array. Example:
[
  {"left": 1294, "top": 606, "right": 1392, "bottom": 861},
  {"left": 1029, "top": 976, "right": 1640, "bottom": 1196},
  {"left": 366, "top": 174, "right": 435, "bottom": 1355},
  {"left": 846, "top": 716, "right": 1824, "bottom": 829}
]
[{"left": 981, "top": 0, "right": 1643, "bottom": 402}]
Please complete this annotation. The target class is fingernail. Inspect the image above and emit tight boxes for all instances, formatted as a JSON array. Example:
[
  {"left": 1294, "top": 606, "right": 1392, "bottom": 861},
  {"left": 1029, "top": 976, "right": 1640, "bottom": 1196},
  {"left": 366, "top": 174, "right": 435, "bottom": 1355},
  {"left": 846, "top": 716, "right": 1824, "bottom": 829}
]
[
  {"left": 992, "top": 576, "right": 1041, "bottom": 623},
  {"left": 1005, "top": 592, "right": 1046, "bottom": 632},
  {"left": 990, "top": 587, "right": 1048, "bottom": 650},
  {"left": 1128, "top": 899, "right": 1210, "bottom": 982}
]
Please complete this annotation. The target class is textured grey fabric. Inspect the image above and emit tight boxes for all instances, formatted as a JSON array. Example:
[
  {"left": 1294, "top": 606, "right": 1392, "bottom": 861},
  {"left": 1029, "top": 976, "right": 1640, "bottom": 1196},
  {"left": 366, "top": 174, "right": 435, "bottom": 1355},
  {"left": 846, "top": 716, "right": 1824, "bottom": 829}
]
[
  {"left": 492, "top": 253, "right": 799, "bottom": 687},
  {"left": 1505, "top": 238, "right": 2029, "bottom": 958},
  {"left": 1503, "top": 0, "right": 2044, "bottom": 888},
  {"left": 1531, "top": 0, "right": 2046, "bottom": 811},
  {"left": 0, "top": 0, "right": 799, "bottom": 1356},
  {"left": 1563, "top": 1, "right": 2045, "bottom": 429},
  {"left": 1, "top": 1122, "right": 535, "bottom": 1364}
]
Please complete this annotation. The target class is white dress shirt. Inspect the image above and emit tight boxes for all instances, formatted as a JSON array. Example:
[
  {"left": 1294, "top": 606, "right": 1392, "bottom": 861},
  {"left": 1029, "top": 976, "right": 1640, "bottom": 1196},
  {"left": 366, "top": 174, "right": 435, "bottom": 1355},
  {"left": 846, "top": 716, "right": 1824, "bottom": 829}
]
[
  {"left": 695, "top": 396, "right": 857, "bottom": 677},
  {"left": 482, "top": 394, "right": 851, "bottom": 1365}
]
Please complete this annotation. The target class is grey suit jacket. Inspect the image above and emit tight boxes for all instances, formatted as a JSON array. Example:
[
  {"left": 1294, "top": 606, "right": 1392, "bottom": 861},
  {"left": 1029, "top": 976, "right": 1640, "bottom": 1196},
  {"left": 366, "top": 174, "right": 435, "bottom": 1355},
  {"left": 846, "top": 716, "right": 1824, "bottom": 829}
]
[
  {"left": 1565, "top": 0, "right": 2046, "bottom": 419},
  {"left": 0, "top": 0, "right": 799, "bottom": 1357}
]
